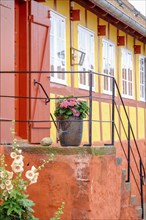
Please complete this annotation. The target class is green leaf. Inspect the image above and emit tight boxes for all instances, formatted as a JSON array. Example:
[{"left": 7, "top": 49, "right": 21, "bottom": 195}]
[
  {"left": 66, "top": 110, "right": 72, "bottom": 115},
  {"left": 59, "top": 109, "right": 66, "bottom": 114}
]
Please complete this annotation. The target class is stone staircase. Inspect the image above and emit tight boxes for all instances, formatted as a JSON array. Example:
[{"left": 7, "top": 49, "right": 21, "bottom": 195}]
[{"left": 119, "top": 169, "right": 144, "bottom": 220}]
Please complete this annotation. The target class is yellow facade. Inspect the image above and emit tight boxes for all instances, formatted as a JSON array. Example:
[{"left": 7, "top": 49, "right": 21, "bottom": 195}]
[
  {"left": 45, "top": 0, "right": 145, "bottom": 144},
  {"left": 138, "top": 108, "right": 145, "bottom": 139}
]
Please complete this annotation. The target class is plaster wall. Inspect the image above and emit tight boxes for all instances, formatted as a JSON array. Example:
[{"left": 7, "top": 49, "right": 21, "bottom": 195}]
[{"left": 2, "top": 145, "right": 144, "bottom": 220}]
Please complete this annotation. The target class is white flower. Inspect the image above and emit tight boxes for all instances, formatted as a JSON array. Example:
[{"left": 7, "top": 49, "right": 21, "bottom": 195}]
[
  {"left": 25, "top": 170, "right": 35, "bottom": 180},
  {"left": 11, "top": 160, "right": 24, "bottom": 168},
  {"left": 31, "top": 166, "right": 37, "bottom": 172},
  {"left": 6, "top": 184, "right": 13, "bottom": 191},
  {"left": 0, "top": 171, "right": 5, "bottom": 179},
  {"left": 30, "top": 173, "right": 39, "bottom": 185},
  {"left": 7, "top": 171, "right": 13, "bottom": 180},
  {"left": 10, "top": 152, "right": 17, "bottom": 159},
  {"left": 23, "top": 186, "right": 27, "bottom": 190},
  {"left": 2, "top": 190, "right": 7, "bottom": 196},
  {"left": 5, "top": 180, "right": 11, "bottom": 186},
  {"left": 11, "top": 164, "right": 24, "bottom": 173},
  {"left": 30, "top": 179, "right": 37, "bottom": 185},
  {"left": 0, "top": 183, "right": 5, "bottom": 189},
  {"left": 18, "top": 149, "right": 22, "bottom": 154},
  {"left": 14, "top": 155, "right": 24, "bottom": 163}
]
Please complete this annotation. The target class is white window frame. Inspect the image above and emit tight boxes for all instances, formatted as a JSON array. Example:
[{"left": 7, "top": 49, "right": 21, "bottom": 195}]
[
  {"left": 102, "top": 39, "right": 115, "bottom": 95},
  {"left": 139, "top": 55, "right": 146, "bottom": 101},
  {"left": 78, "top": 25, "right": 95, "bottom": 90},
  {"left": 121, "top": 49, "right": 133, "bottom": 99},
  {"left": 50, "top": 11, "right": 66, "bottom": 85}
]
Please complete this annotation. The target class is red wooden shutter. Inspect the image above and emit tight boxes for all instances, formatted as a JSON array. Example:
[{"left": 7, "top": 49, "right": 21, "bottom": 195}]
[
  {"left": 29, "top": 1, "right": 51, "bottom": 143},
  {"left": 0, "top": 0, "right": 14, "bottom": 143}
]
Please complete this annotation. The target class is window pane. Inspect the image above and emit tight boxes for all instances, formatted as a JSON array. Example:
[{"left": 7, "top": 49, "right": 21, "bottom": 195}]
[
  {"left": 78, "top": 26, "right": 94, "bottom": 88},
  {"left": 140, "top": 57, "right": 146, "bottom": 100},
  {"left": 104, "top": 76, "right": 108, "bottom": 90},
  {"left": 102, "top": 40, "right": 115, "bottom": 93},
  {"left": 122, "top": 49, "right": 132, "bottom": 97},
  {"left": 50, "top": 12, "right": 66, "bottom": 83}
]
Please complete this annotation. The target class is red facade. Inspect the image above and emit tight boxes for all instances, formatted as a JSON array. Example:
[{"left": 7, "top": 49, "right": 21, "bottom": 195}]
[
  {"left": 0, "top": 0, "right": 51, "bottom": 143},
  {"left": 0, "top": 0, "right": 15, "bottom": 143}
]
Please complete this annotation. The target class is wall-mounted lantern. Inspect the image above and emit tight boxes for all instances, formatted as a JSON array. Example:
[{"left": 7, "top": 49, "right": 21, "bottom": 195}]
[{"left": 70, "top": 47, "right": 85, "bottom": 66}]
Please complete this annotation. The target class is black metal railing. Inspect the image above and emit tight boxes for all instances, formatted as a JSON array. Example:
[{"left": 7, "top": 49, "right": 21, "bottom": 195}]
[
  {"left": 0, "top": 70, "right": 145, "bottom": 218},
  {"left": 113, "top": 77, "right": 146, "bottom": 219}
]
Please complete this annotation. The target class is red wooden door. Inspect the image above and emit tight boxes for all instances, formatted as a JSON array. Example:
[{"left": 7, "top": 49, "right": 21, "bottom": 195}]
[
  {"left": 0, "top": 0, "right": 14, "bottom": 144},
  {"left": 29, "top": 0, "right": 51, "bottom": 143}
]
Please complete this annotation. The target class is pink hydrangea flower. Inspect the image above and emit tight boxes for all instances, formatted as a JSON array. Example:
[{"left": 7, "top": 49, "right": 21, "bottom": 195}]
[
  {"left": 68, "top": 100, "right": 77, "bottom": 106},
  {"left": 71, "top": 108, "right": 80, "bottom": 117},
  {"left": 60, "top": 100, "right": 69, "bottom": 108},
  {"left": 74, "top": 112, "right": 80, "bottom": 117},
  {"left": 71, "top": 108, "right": 76, "bottom": 113}
]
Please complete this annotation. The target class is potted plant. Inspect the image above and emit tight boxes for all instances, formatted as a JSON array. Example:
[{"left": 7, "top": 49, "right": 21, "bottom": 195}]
[{"left": 54, "top": 96, "right": 89, "bottom": 146}]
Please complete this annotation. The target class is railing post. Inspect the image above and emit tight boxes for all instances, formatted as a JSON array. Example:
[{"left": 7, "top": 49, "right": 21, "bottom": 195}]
[
  {"left": 89, "top": 71, "right": 92, "bottom": 146},
  {"left": 140, "top": 158, "right": 144, "bottom": 219},
  {"left": 111, "top": 77, "right": 115, "bottom": 145},
  {"left": 126, "top": 121, "right": 130, "bottom": 182}
]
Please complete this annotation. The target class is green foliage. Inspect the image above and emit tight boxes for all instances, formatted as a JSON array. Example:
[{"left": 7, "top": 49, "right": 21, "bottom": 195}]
[
  {"left": 0, "top": 121, "right": 54, "bottom": 220},
  {"left": 50, "top": 202, "right": 65, "bottom": 220},
  {"left": 54, "top": 96, "right": 89, "bottom": 119},
  {"left": 0, "top": 195, "right": 38, "bottom": 220}
]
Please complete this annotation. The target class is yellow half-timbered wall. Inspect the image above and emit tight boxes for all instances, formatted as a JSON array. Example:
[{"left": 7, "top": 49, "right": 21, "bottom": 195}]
[{"left": 45, "top": 0, "right": 146, "bottom": 145}]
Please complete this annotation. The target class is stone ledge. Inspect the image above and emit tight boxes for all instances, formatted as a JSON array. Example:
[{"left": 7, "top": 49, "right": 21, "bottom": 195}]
[{"left": 4, "top": 145, "right": 116, "bottom": 156}]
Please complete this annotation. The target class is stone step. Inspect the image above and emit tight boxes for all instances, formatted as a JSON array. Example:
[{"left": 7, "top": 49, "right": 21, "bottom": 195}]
[
  {"left": 121, "top": 169, "right": 127, "bottom": 189},
  {"left": 136, "top": 206, "right": 142, "bottom": 218},
  {"left": 125, "top": 182, "right": 131, "bottom": 192},
  {"left": 122, "top": 169, "right": 127, "bottom": 177},
  {"left": 136, "top": 204, "right": 146, "bottom": 220},
  {"left": 131, "top": 195, "right": 136, "bottom": 206}
]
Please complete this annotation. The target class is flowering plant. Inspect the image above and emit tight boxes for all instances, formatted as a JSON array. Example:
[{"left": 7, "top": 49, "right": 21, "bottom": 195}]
[
  {"left": 54, "top": 96, "right": 89, "bottom": 119},
  {"left": 0, "top": 123, "right": 54, "bottom": 220}
]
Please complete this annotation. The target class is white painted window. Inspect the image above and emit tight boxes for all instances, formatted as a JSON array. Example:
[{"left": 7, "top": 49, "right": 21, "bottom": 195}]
[
  {"left": 140, "top": 56, "right": 146, "bottom": 101},
  {"left": 122, "top": 49, "right": 133, "bottom": 98},
  {"left": 50, "top": 11, "right": 66, "bottom": 84},
  {"left": 78, "top": 26, "right": 94, "bottom": 90},
  {"left": 102, "top": 39, "right": 115, "bottom": 94}
]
